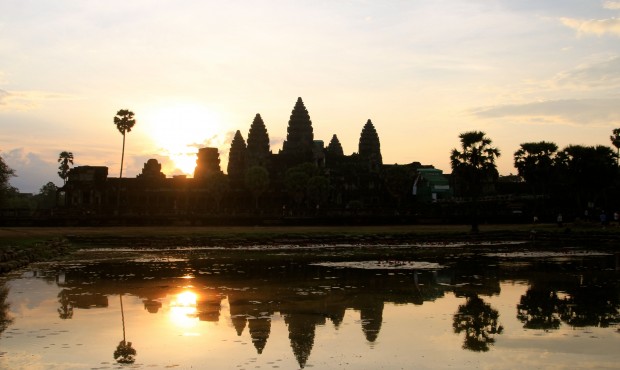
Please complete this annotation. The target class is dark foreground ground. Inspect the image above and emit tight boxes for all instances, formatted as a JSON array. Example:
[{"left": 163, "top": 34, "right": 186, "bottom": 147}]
[{"left": 1, "top": 223, "right": 619, "bottom": 273}]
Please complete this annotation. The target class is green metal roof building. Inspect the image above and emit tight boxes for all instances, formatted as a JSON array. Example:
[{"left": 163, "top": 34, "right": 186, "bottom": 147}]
[{"left": 414, "top": 168, "right": 452, "bottom": 202}]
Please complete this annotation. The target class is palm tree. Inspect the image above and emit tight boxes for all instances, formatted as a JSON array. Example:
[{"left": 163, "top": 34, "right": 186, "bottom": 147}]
[
  {"left": 113, "top": 109, "right": 136, "bottom": 180},
  {"left": 610, "top": 128, "right": 620, "bottom": 167},
  {"left": 450, "top": 131, "right": 501, "bottom": 232},
  {"left": 57, "top": 151, "right": 74, "bottom": 185},
  {"left": 113, "top": 110, "right": 136, "bottom": 213}
]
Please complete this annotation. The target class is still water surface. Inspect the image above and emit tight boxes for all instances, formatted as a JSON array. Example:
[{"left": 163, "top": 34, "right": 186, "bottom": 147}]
[{"left": 1, "top": 243, "right": 619, "bottom": 369}]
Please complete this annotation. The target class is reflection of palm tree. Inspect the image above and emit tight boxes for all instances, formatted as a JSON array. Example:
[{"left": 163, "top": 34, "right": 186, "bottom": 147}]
[
  {"left": 57, "top": 289, "right": 74, "bottom": 320},
  {"left": 114, "top": 294, "right": 137, "bottom": 364},
  {"left": 0, "top": 284, "right": 13, "bottom": 334},
  {"left": 453, "top": 294, "right": 503, "bottom": 352},
  {"left": 114, "top": 340, "right": 136, "bottom": 364},
  {"left": 516, "top": 287, "right": 562, "bottom": 331}
]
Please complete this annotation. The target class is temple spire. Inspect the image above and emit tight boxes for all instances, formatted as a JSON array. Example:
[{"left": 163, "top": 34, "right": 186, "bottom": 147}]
[
  {"left": 246, "top": 113, "right": 271, "bottom": 168},
  {"left": 358, "top": 119, "right": 382, "bottom": 165},
  {"left": 326, "top": 134, "right": 344, "bottom": 157},
  {"left": 227, "top": 130, "right": 247, "bottom": 183},
  {"left": 281, "top": 97, "right": 314, "bottom": 165}
]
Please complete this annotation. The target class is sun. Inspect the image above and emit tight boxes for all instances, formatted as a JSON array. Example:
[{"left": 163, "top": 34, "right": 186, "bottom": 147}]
[{"left": 142, "top": 102, "right": 226, "bottom": 175}]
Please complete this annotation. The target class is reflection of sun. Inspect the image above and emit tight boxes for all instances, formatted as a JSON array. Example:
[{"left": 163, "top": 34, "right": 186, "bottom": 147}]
[
  {"left": 170, "top": 291, "right": 199, "bottom": 329},
  {"left": 142, "top": 102, "right": 227, "bottom": 174}
]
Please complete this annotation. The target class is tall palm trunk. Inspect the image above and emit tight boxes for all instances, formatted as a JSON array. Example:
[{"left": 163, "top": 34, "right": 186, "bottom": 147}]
[
  {"left": 120, "top": 131, "right": 126, "bottom": 179},
  {"left": 117, "top": 131, "right": 126, "bottom": 214}
]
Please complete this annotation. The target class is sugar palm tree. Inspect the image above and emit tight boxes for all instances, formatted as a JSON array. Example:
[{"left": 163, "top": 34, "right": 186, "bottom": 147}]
[
  {"left": 113, "top": 109, "right": 136, "bottom": 179},
  {"left": 57, "top": 151, "right": 74, "bottom": 185},
  {"left": 113, "top": 110, "right": 136, "bottom": 213},
  {"left": 450, "top": 131, "right": 500, "bottom": 232}
]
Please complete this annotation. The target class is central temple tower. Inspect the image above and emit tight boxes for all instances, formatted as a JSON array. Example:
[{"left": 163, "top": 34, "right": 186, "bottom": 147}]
[{"left": 281, "top": 97, "right": 314, "bottom": 165}]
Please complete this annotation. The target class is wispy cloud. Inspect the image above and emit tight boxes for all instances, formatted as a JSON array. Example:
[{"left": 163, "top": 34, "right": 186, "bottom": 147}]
[
  {"left": 471, "top": 98, "right": 620, "bottom": 126},
  {"left": 0, "top": 90, "right": 79, "bottom": 111},
  {"left": 604, "top": 1, "right": 620, "bottom": 10},
  {"left": 553, "top": 56, "right": 620, "bottom": 89},
  {"left": 0, "top": 89, "right": 9, "bottom": 105},
  {"left": 561, "top": 17, "right": 620, "bottom": 37}
]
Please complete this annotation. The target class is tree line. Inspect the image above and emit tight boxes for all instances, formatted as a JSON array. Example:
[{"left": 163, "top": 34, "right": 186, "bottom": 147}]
[{"left": 450, "top": 129, "right": 620, "bottom": 230}]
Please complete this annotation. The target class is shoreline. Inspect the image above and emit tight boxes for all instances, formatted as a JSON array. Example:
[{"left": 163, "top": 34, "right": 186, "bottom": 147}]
[{"left": 1, "top": 223, "right": 619, "bottom": 274}]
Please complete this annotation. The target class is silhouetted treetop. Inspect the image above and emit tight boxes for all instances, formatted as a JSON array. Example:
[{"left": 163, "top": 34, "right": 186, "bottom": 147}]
[
  {"left": 0, "top": 154, "right": 16, "bottom": 206},
  {"left": 57, "top": 151, "right": 74, "bottom": 185},
  {"left": 113, "top": 109, "right": 136, "bottom": 135},
  {"left": 611, "top": 128, "right": 620, "bottom": 166},
  {"left": 513, "top": 141, "right": 557, "bottom": 196}
]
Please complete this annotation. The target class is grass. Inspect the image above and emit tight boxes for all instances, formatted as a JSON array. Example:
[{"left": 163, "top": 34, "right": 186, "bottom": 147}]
[
  {"left": 0, "top": 224, "right": 525, "bottom": 239},
  {"left": 1, "top": 222, "right": 618, "bottom": 245}
]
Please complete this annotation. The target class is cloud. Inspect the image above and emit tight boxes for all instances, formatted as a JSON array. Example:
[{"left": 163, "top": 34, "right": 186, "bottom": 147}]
[
  {"left": 0, "top": 89, "right": 11, "bottom": 106},
  {"left": 604, "top": 1, "right": 620, "bottom": 10},
  {"left": 3, "top": 148, "right": 62, "bottom": 193},
  {"left": 561, "top": 16, "right": 620, "bottom": 36},
  {"left": 471, "top": 98, "right": 620, "bottom": 126},
  {"left": 0, "top": 90, "right": 79, "bottom": 111},
  {"left": 553, "top": 56, "right": 620, "bottom": 89}
]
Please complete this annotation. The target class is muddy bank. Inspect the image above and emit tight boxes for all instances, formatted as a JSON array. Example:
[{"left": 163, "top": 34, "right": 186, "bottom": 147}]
[
  {"left": 0, "top": 239, "right": 71, "bottom": 274},
  {"left": 1, "top": 224, "right": 619, "bottom": 275},
  {"left": 64, "top": 228, "right": 620, "bottom": 249}
]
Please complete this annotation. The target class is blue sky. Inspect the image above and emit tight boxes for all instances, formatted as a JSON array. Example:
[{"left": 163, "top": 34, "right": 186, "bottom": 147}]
[{"left": 1, "top": 0, "right": 619, "bottom": 192}]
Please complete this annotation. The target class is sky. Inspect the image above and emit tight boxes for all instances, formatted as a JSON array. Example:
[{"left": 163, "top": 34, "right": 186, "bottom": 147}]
[{"left": 1, "top": 0, "right": 619, "bottom": 193}]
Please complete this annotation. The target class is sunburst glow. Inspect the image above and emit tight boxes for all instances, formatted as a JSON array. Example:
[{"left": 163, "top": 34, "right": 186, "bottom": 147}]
[
  {"left": 143, "top": 102, "right": 226, "bottom": 175},
  {"left": 169, "top": 290, "right": 199, "bottom": 329}
]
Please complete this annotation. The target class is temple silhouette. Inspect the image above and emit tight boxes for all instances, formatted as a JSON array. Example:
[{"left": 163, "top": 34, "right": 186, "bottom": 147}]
[{"left": 62, "top": 97, "right": 451, "bottom": 223}]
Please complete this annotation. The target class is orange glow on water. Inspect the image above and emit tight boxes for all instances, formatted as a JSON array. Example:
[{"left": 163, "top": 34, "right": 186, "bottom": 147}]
[{"left": 169, "top": 290, "right": 199, "bottom": 329}]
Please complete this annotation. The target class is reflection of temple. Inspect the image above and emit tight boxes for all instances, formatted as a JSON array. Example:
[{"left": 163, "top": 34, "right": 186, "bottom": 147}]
[
  {"left": 45, "top": 251, "right": 620, "bottom": 365},
  {"left": 50, "top": 256, "right": 451, "bottom": 366},
  {"left": 62, "top": 97, "right": 451, "bottom": 221}
]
